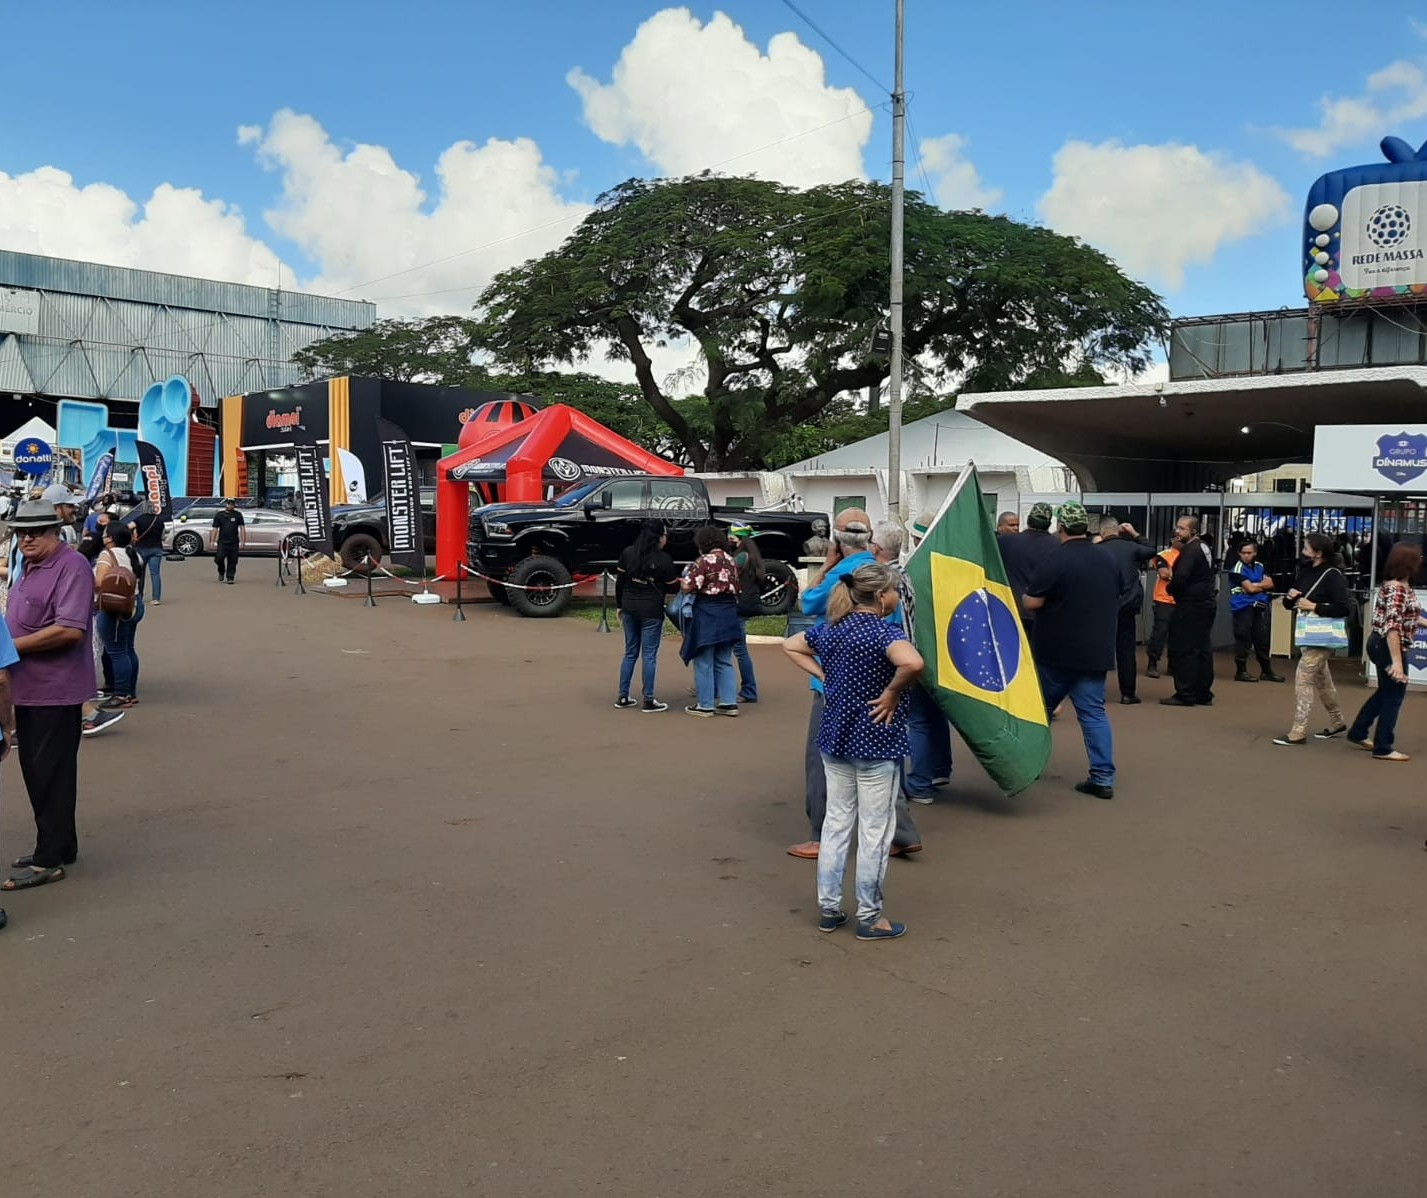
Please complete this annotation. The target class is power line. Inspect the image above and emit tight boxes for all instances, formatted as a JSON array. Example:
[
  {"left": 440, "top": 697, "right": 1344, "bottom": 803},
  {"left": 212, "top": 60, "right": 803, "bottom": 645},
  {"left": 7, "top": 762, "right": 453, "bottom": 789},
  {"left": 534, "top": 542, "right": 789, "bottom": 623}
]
[{"left": 777, "top": 0, "right": 891, "bottom": 95}]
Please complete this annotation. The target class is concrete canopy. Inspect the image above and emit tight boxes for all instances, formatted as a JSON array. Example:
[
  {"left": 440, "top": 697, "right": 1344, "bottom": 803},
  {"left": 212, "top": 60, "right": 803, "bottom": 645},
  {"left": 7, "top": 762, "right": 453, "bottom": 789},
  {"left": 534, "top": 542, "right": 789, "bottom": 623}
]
[{"left": 960, "top": 367, "right": 1427, "bottom": 490}]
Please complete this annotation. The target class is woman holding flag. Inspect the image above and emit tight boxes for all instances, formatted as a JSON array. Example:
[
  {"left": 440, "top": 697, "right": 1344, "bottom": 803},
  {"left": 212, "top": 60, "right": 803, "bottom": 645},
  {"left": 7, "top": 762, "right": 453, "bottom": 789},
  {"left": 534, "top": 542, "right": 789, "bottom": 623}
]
[{"left": 783, "top": 563, "right": 924, "bottom": 941}]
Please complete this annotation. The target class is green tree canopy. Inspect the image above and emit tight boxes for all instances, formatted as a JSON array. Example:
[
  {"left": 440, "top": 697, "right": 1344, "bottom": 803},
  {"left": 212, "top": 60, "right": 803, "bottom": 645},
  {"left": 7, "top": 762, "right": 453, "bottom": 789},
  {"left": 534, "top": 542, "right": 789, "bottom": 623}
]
[{"left": 474, "top": 174, "right": 1168, "bottom": 470}]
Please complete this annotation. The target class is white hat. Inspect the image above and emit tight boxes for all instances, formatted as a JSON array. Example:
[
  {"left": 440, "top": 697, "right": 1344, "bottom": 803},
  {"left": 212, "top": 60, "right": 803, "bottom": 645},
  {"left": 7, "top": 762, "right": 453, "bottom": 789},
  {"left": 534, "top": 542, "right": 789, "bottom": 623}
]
[{"left": 40, "top": 484, "right": 74, "bottom": 506}]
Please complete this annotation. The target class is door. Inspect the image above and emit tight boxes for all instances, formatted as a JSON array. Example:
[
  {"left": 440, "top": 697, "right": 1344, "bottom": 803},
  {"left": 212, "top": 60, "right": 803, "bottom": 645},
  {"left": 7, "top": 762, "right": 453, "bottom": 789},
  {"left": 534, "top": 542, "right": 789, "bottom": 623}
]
[
  {"left": 589, "top": 479, "right": 650, "bottom": 564},
  {"left": 419, "top": 488, "right": 438, "bottom": 551},
  {"left": 244, "top": 511, "right": 282, "bottom": 554}
]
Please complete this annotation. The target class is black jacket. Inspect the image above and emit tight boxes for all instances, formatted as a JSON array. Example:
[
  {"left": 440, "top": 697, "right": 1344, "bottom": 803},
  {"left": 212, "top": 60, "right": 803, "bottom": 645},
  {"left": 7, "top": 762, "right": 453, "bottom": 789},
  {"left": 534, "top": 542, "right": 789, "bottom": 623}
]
[
  {"left": 1097, "top": 535, "right": 1157, "bottom": 610},
  {"left": 1284, "top": 562, "right": 1350, "bottom": 618},
  {"left": 1000, "top": 528, "right": 1061, "bottom": 611},
  {"left": 1167, "top": 538, "right": 1217, "bottom": 605}
]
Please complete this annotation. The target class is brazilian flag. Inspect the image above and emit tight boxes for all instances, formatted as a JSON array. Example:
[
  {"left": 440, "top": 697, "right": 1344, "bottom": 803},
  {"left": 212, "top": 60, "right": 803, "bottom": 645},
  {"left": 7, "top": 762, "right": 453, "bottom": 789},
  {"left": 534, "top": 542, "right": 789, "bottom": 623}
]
[{"left": 904, "top": 467, "right": 1050, "bottom": 796}]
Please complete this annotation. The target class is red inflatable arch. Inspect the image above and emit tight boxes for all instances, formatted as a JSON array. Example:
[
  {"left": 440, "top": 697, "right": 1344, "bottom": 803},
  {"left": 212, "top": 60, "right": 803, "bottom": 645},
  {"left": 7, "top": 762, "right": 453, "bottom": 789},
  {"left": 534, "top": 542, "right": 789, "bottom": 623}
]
[{"left": 434, "top": 403, "right": 683, "bottom": 580}]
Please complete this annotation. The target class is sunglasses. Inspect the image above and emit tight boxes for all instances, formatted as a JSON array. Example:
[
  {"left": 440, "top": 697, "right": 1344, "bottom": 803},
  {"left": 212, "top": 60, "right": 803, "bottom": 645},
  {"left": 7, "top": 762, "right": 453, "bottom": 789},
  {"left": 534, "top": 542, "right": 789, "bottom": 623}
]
[{"left": 17, "top": 528, "right": 58, "bottom": 541}]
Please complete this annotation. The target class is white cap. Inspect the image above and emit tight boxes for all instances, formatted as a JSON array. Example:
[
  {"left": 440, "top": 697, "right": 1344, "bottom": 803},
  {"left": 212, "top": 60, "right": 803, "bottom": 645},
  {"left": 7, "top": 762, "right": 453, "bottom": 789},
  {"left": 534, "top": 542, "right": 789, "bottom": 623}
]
[{"left": 41, "top": 484, "right": 74, "bottom": 506}]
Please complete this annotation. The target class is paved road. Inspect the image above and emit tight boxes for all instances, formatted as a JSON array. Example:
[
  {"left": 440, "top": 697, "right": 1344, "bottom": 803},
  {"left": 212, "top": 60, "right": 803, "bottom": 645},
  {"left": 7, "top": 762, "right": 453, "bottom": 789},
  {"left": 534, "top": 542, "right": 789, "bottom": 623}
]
[{"left": 1, "top": 564, "right": 1422, "bottom": 1196}]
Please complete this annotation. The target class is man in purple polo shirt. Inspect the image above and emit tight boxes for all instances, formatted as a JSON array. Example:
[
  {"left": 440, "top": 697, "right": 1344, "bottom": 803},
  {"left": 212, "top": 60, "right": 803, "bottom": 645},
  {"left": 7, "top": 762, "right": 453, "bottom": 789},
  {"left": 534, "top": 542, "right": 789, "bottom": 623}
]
[{"left": 2, "top": 500, "right": 94, "bottom": 892}]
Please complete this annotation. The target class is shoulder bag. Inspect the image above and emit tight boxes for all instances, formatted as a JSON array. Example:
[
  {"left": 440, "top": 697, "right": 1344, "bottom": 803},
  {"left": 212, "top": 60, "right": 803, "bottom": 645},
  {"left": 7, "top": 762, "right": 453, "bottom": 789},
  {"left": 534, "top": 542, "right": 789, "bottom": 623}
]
[{"left": 1294, "top": 567, "right": 1348, "bottom": 654}]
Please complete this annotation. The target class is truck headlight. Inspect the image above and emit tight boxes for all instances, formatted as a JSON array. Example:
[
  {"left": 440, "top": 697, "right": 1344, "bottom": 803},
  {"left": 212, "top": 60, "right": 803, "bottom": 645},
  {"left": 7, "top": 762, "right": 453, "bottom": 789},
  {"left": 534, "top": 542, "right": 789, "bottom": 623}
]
[{"left": 484, "top": 521, "right": 513, "bottom": 537}]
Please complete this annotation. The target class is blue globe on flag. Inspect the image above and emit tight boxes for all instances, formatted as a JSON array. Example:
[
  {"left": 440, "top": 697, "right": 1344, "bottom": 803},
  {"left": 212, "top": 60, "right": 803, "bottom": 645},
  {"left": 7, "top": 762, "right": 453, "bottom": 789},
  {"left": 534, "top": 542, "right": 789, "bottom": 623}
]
[{"left": 947, "top": 588, "right": 1021, "bottom": 693}]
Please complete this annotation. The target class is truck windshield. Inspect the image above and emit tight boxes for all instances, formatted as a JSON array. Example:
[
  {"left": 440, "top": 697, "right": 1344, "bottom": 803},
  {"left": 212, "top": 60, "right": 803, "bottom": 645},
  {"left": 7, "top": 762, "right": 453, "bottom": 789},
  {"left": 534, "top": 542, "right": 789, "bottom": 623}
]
[{"left": 553, "top": 481, "right": 602, "bottom": 507}]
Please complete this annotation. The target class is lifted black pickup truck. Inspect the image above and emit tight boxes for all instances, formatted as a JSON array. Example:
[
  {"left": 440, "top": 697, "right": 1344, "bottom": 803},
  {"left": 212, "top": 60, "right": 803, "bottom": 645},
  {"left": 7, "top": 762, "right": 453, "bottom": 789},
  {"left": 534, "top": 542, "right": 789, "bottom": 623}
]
[{"left": 468, "top": 475, "right": 828, "bottom": 618}]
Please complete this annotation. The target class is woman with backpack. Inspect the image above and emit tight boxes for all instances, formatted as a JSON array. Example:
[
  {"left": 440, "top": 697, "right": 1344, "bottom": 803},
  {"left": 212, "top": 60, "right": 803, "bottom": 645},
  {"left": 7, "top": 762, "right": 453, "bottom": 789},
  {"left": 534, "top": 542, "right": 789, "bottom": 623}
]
[
  {"left": 94, "top": 522, "right": 144, "bottom": 711},
  {"left": 729, "top": 525, "right": 764, "bottom": 704}
]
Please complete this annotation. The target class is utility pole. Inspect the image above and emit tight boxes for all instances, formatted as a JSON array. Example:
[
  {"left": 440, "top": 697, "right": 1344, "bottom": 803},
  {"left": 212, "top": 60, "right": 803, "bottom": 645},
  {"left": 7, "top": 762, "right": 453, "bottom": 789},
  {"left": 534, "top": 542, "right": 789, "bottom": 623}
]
[{"left": 886, "top": 0, "right": 906, "bottom": 526}]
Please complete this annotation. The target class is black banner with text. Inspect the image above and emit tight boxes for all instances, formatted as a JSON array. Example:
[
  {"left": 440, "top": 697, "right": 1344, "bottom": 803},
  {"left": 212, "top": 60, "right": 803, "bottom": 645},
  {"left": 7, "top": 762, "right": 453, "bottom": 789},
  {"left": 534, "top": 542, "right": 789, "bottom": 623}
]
[
  {"left": 294, "top": 442, "right": 331, "bottom": 551},
  {"left": 379, "top": 421, "right": 425, "bottom": 576},
  {"left": 135, "top": 441, "right": 173, "bottom": 521}
]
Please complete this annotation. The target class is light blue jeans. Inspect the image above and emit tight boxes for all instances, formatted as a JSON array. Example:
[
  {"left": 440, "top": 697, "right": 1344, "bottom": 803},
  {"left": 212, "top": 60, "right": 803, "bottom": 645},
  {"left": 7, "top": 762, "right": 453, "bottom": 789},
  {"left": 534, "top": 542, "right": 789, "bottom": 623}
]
[
  {"left": 817, "top": 755, "right": 899, "bottom": 925},
  {"left": 692, "top": 643, "right": 736, "bottom": 709},
  {"left": 138, "top": 547, "right": 163, "bottom": 602}
]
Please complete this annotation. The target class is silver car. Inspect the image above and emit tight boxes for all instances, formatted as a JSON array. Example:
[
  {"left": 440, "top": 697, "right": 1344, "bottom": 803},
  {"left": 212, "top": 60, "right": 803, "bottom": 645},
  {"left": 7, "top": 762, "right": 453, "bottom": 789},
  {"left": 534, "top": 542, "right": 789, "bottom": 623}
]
[{"left": 165, "top": 505, "right": 311, "bottom": 558}]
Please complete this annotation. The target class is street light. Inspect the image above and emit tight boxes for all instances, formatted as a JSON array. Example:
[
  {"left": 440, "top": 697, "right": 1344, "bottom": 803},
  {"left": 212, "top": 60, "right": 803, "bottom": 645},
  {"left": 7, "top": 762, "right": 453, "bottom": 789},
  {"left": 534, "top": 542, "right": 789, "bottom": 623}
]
[{"left": 1240, "top": 421, "right": 1308, "bottom": 435}]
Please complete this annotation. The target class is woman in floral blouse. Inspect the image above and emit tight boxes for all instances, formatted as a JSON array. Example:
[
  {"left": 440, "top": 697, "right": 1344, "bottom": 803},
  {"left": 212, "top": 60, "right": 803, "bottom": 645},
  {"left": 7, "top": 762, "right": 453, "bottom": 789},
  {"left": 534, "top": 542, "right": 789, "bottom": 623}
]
[
  {"left": 1348, "top": 541, "right": 1427, "bottom": 761},
  {"left": 679, "top": 525, "right": 743, "bottom": 717}
]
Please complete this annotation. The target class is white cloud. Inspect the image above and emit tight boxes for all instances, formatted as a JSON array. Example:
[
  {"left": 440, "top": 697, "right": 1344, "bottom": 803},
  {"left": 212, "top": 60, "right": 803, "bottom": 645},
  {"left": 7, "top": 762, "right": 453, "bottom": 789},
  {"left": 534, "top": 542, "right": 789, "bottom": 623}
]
[
  {"left": 1037, "top": 140, "right": 1290, "bottom": 289},
  {"left": 246, "top": 110, "right": 590, "bottom": 313},
  {"left": 0, "top": 165, "right": 285, "bottom": 286},
  {"left": 568, "top": 7, "right": 872, "bottom": 188},
  {"left": 918, "top": 133, "right": 1001, "bottom": 210},
  {"left": 1280, "top": 57, "right": 1427, "bottom": 157}
]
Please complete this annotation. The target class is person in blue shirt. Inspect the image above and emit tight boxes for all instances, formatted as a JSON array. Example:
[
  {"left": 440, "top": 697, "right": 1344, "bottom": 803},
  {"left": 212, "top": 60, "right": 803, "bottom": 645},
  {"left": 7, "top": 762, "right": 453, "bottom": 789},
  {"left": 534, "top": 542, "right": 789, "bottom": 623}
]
[
  {"left": 784, "top": 562, "right": 924, "bottom": 941},
  {"left": 1228, "top": 541, "right": 1285, "bottom": 684}
]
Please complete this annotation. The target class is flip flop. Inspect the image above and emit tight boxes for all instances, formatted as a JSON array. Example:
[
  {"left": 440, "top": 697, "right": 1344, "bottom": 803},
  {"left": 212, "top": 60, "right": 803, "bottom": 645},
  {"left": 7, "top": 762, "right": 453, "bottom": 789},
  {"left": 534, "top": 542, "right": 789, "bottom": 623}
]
[{"left": 2, "top": 865, "right": 65, "bottom": 890}]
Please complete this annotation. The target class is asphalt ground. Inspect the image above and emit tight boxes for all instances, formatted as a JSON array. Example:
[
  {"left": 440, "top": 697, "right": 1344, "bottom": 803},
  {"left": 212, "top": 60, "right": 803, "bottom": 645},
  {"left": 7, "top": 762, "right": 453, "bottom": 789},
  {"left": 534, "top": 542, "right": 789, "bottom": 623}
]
[{"left": 1, "top": 560, "right": 1423, "bottom": 1197}]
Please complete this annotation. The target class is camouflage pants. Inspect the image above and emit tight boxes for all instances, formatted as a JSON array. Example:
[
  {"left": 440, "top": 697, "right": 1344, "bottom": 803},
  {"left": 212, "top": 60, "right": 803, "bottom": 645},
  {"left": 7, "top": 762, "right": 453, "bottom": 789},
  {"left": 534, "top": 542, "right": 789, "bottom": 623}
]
[{"left": 1290, "top": 648, "right": 1342, "bottom": 738}]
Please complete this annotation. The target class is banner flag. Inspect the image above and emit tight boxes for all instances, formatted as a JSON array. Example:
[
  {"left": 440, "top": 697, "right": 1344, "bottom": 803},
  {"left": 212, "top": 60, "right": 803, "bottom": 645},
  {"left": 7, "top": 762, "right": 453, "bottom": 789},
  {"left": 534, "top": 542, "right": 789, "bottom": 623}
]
[
  {"left": 134, "top": 441, "right": 174, "bottom": 521},
  {"left": 294, "top": 441, "right": 332, "bottom": 552},
  {"left": 377, "top": 419, "right": 425, "bottom": 575},
  {"left": 903, "top": 465, "right": 1050, "bottom": 796},
  {"left": 85, "top": 450, "right": 115, "bottom": 504}
]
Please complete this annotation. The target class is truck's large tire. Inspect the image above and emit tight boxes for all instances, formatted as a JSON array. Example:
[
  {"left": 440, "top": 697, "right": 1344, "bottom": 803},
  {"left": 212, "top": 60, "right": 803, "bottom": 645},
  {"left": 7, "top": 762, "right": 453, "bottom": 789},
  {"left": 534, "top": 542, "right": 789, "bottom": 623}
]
[
  {"left": 488, "top": 580, "right": 513, "bottom": 606},
  {"left": 339, "top": 533, "right": 383, "bottom": 574},
  {"left": 759, "top": 560, "right": 799, "bottom": 616},
  {"left": 507, "top": 555, "right": 573, "bottom": 618}
]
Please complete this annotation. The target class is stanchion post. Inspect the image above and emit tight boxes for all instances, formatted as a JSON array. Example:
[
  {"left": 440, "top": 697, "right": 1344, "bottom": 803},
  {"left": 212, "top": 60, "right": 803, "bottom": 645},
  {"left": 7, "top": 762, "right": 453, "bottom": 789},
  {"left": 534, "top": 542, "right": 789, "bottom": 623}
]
[
  {"left": 293, "top": 546, "right": 306, "bottom": 595},
  {"left": 596, "top": 571, "right": 612, "bottom": 633},
  {"left": 364, "top": 555, "right": 377, "bottom": 608},
  {"left": 453, "top": 562, "right": 467, "bottom": 622},
  {"left": 276, "top": 545, "right": 286, "bottom": 588}
]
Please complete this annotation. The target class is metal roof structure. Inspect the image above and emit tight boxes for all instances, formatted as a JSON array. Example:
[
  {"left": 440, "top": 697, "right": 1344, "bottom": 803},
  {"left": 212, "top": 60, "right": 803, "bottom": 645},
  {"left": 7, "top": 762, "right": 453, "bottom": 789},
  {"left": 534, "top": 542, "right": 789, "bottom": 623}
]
[
  {"left": 960, "top": 367, "right": 1427, "bottom": 491},
  {"left": 0, "top": 250, "right": 374, "bottom": 407}
]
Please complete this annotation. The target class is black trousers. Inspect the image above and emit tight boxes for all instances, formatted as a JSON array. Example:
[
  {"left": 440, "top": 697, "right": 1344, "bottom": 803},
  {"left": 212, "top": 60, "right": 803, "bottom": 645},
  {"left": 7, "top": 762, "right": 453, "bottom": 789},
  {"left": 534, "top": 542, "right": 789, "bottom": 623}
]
[
  {"left": 1232, "top": 605, "right": 1271, "bottom": 671},
  {"left": 214, "top": 542, "right": 239, "bottom": 580},
  {"left": 1168, "top": 602, "right": 1216, "bottom": 703},
  {"left": 1115, "top": 604, "right": 1139, "bottom": 698},
  {"left": 16, "top": 704, "right": 83, "bottom": 868},
  {"left": 1146, "top": 602, "right": 1173, "bottom": 664}
]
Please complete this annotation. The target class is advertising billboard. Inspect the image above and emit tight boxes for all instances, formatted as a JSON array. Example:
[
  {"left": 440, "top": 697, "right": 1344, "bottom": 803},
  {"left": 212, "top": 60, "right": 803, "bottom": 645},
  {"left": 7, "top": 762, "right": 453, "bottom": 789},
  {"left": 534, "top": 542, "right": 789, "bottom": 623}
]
[{"left": 1304, "top": 136, "right": 1427, "bottom": 303}]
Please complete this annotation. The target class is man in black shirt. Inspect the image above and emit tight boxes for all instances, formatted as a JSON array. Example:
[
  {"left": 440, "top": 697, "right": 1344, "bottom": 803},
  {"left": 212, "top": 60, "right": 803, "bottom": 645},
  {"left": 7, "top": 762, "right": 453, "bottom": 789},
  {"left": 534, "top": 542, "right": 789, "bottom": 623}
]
[
  {"left": 1162, "top": 514, "right": 1217, "bottom": 707},
  {"left": 999, "top": 502, "right": 1060, "bottom": 634},
  {"left": 1022, "top": 501, "right": 1121, "bottom": 799},
  {"left": 125, "top": 506, "right": 167, "bottom": 605},
  {"left": 1095, "top": 515, "right": 1158, "bottom": 705},
  {"left": 209, "top": 499, "right": 246, "bottom": 584}
]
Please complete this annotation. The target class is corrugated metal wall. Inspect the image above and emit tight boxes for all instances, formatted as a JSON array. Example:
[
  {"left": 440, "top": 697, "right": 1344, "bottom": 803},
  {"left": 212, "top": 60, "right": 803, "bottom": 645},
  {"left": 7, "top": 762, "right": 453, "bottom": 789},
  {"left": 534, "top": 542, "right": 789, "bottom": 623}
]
[{"left": 0, "top": 250, "right": 374, "bottom": 405}]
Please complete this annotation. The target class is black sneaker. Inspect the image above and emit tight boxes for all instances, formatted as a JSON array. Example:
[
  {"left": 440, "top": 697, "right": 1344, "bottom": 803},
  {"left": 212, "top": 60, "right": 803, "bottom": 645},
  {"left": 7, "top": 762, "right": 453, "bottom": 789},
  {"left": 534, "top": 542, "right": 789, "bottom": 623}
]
[
  {"left": 1159, "top": 696, "right": 1195, "bottom": 707},
  {"left": 613, "top": 697, "right": 638, "bottom": 710},
  {"left": 714, "top": 704, "right": 740, "bottom": 717},
  {"left": 0, "top": 907, "right": 6, "bottom": 932},
  {"left": 1074, "top": 780, "right": 1115, "bottom": 800},
  {"left": 1272, "top": 735, "right": 1307, "bottom": 746},
  {"left": 1314, "top": 725, "right": 1348, "bottom": 740},
  {"left": 1260, "top": 670, "right": 1286, "bottom": 683},
  {"left": 684, "top": 705, "right": 714, "bottom": 718},
  {"left": 642, "top": 698, "right": 668, "bottom": 712},
  {"left": 1119, "top": 695, "right": 1141, "bottom": 705},
  {"left": 1146, "top": 663, "right": 1160, "bottom": 678},
  {"left": 1234, "top": 670, "right": 1257, "bottom": 683}
]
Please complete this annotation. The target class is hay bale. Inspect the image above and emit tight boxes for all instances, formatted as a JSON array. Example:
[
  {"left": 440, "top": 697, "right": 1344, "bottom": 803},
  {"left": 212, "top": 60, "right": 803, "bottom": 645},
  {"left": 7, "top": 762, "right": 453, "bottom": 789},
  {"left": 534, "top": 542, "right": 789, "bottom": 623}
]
[{"left": 300, "top": 553, "right": 341, "bottom": 583}]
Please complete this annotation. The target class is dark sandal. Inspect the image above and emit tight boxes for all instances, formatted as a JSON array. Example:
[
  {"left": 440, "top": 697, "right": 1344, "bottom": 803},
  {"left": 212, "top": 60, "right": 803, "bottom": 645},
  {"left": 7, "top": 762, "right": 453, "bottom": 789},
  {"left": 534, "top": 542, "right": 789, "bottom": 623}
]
[{"left": 2, "top": 865, "right": 65, "bottom": 890}]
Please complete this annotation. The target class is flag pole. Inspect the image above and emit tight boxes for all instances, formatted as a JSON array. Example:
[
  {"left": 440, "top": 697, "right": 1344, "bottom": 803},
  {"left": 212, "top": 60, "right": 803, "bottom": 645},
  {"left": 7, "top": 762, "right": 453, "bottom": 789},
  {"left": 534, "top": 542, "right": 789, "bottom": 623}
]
[{"left": 886, "top": 0, "right": 907, "bottom": 528}]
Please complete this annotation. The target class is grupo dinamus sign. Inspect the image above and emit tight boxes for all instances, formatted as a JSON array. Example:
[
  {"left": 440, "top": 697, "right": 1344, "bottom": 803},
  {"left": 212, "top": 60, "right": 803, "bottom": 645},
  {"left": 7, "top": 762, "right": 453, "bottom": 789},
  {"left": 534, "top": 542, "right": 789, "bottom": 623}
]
[{"left": 1312, "top": 424, "right": 1427, "bottom": 492}]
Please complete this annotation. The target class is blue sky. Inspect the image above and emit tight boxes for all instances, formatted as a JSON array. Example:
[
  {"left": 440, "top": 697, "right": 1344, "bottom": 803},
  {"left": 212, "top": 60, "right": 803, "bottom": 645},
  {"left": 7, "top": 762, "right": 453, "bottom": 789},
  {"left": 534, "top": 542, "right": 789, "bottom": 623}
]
[{"left": 2, "top": 1, "right": 1425, "bottom": 340}]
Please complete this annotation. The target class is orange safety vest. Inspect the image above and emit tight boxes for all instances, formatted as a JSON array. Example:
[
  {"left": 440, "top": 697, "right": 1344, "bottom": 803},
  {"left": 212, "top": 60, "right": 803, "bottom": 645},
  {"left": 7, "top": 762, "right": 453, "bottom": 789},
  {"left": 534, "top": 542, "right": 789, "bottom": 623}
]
[{"left": 1152, "top": 547, "right": 1180, "bottom": 605}]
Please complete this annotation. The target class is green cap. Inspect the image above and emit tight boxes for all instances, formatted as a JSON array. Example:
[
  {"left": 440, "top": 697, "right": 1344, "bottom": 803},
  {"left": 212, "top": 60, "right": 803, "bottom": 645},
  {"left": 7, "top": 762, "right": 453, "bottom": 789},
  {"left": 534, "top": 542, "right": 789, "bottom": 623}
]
[
  {"left": 728, "top": 524, "right": 754, "bottom": 539},
  {"left": 1056, "top": 500, "right": 1089, "bottom": 533}
]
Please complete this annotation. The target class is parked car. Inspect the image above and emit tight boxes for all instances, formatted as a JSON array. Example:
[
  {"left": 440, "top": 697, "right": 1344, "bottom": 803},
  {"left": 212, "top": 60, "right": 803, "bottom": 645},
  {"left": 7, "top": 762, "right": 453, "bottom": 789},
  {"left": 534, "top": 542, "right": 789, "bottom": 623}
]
[
  {"left": 165, "top": 505, "right": 310, "bottom": 558},
  {"left": 468, "top": 475, "right": 828, "bottom": 618}
]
